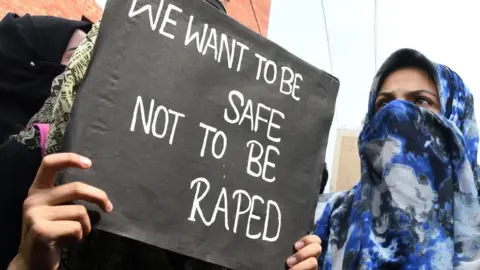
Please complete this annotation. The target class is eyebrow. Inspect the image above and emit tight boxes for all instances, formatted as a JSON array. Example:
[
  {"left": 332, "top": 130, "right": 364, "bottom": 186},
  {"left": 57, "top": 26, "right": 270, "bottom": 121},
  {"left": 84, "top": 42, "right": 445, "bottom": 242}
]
[
  {"left": 408, "top": 89, "right": 439, "bottom": 98},
  {"left": 376, "top": 92, "right": 394, "bottom": 99},
  {"left": 377, "top": 89, "right": 439, "bottom": 99}
]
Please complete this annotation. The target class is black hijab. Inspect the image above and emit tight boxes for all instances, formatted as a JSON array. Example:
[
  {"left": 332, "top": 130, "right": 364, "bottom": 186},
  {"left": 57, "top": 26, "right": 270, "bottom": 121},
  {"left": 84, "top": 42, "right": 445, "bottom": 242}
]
[
  {"left": 0, "top": 13, "right": 91, "bottom": 268},
  {"left": 204, "top": 0, "right": 227, "bottom": 13},
  {"left": 0, "top": 13, "right": 91, "bottom": 143}
]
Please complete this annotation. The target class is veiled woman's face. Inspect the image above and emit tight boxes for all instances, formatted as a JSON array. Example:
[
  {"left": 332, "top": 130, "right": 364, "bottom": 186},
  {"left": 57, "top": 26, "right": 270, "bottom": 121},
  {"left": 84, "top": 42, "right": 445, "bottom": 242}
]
[
  {"left": 375, "top": 67, "right": 441, "bottom": 114},
  {"left": 60, "top": 29, "right": 87, "bottom": 65}
]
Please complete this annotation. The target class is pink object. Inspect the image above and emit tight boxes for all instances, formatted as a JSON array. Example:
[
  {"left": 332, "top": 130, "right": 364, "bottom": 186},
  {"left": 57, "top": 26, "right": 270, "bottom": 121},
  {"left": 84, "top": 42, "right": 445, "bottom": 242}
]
[{"left": 33, "top": 124, "right": 50, "bottom": 157}]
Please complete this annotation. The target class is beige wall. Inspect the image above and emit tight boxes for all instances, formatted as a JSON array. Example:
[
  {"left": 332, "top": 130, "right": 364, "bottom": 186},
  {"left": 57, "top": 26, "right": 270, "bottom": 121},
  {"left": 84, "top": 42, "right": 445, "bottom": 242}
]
[{"left": 330, "top": 129, "right": 361, "bottom": 192}]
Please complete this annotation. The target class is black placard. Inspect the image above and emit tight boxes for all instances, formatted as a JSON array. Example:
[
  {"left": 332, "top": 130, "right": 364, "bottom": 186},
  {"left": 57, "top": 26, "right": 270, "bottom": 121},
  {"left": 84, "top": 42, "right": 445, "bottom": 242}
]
[{"left": 62, "top": 0, "right": 339, "bottom": 269}]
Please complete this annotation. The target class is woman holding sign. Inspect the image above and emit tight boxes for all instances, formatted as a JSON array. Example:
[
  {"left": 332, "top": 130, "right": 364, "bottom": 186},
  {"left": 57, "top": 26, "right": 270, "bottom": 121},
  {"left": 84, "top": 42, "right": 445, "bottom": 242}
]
[
  {"left": 8, "top": 153, "right": 322, "bottom": 270},
  {"left": 6, "top": 1, "right": 322, "bottom": 269},
  {"left": 313, "top": 48, "right": 480, "bottom": 269},
  {"left": 0, "top": 13, "right": 91, "bottom": 268}
]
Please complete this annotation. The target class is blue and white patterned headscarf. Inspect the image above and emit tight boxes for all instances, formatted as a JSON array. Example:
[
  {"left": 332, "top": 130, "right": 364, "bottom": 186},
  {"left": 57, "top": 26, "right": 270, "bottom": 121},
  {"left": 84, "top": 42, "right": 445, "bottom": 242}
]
[{"left": 314, "top": 48, "right": 480, "bottom": 269}]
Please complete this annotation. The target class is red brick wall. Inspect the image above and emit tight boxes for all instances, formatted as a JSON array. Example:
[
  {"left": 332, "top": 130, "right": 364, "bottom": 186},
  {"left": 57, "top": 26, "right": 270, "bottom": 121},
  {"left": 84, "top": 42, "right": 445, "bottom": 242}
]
[
  {"left": 0, "top": 0, "right": 102, "bottom": 22},
  {"left": 222, "top": 0, "right": 271, "bottom": 36},
  {"left": 0, "top": 0, "right": 271, "bottom": 36}
]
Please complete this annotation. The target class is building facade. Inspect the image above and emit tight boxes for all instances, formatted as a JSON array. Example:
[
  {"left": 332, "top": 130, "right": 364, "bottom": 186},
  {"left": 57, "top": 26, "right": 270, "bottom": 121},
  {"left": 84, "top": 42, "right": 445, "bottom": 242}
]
[
  {"left": 222, "top": 0, "right": 270, "bottom": 36},
  {"left": 0, "top": 0, "right": 271, "bottom": 36},
  {"left": 0, "top": 0, "right": 103, "bottom": 22}
]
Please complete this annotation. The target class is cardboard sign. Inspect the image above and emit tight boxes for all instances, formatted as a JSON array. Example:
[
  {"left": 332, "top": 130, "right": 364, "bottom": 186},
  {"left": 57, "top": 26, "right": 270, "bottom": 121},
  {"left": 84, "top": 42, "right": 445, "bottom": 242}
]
[{"left": 61, "top": 0, "right": 339, "bottom": 269}]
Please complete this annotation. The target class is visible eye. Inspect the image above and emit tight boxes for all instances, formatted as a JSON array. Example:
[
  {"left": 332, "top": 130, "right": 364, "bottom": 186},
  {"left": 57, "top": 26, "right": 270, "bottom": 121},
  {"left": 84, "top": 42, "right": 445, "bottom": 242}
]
[
  {"left": 415, "top": 97, "right": 431, "bottom": 107},
  {"left": 376, "top": 100, "right": 390, "bottom": 110}
]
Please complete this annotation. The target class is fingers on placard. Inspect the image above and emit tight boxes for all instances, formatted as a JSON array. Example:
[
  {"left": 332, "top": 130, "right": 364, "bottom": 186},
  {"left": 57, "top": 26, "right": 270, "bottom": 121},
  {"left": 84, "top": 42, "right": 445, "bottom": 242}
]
[
  {"left": 30, "top": 220, "right": 83, "bottom": 245},
  {"left": 289, "top": 257, "right": 318, "bottom": 270},
  {"left": 32, "top": 153, "right": 92, "bottom": 190},
  {"left": 295, "top": 235, "right": 321, "bottom": 252},
  {"left": 294, "top": 243, "right": 322, "bottom": 263},
  {"left": 46, "top": 182, "right": 112, "bottom": 212},
  {"left": 45, "top": 205, "right": 92, "bottom": 235}
]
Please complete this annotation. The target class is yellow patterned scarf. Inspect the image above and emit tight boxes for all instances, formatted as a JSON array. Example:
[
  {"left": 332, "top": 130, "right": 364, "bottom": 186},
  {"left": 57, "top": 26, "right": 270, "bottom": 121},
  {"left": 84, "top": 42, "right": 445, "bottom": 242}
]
[{"left": 12, "top": 22, "right": 100, "bottom": 155}]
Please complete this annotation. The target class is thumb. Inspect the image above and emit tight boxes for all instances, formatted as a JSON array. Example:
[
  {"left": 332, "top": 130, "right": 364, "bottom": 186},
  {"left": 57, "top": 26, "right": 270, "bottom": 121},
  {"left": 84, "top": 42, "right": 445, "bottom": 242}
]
[{"left": 31, "top": 153, "right": 92, "bottom": 190}]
